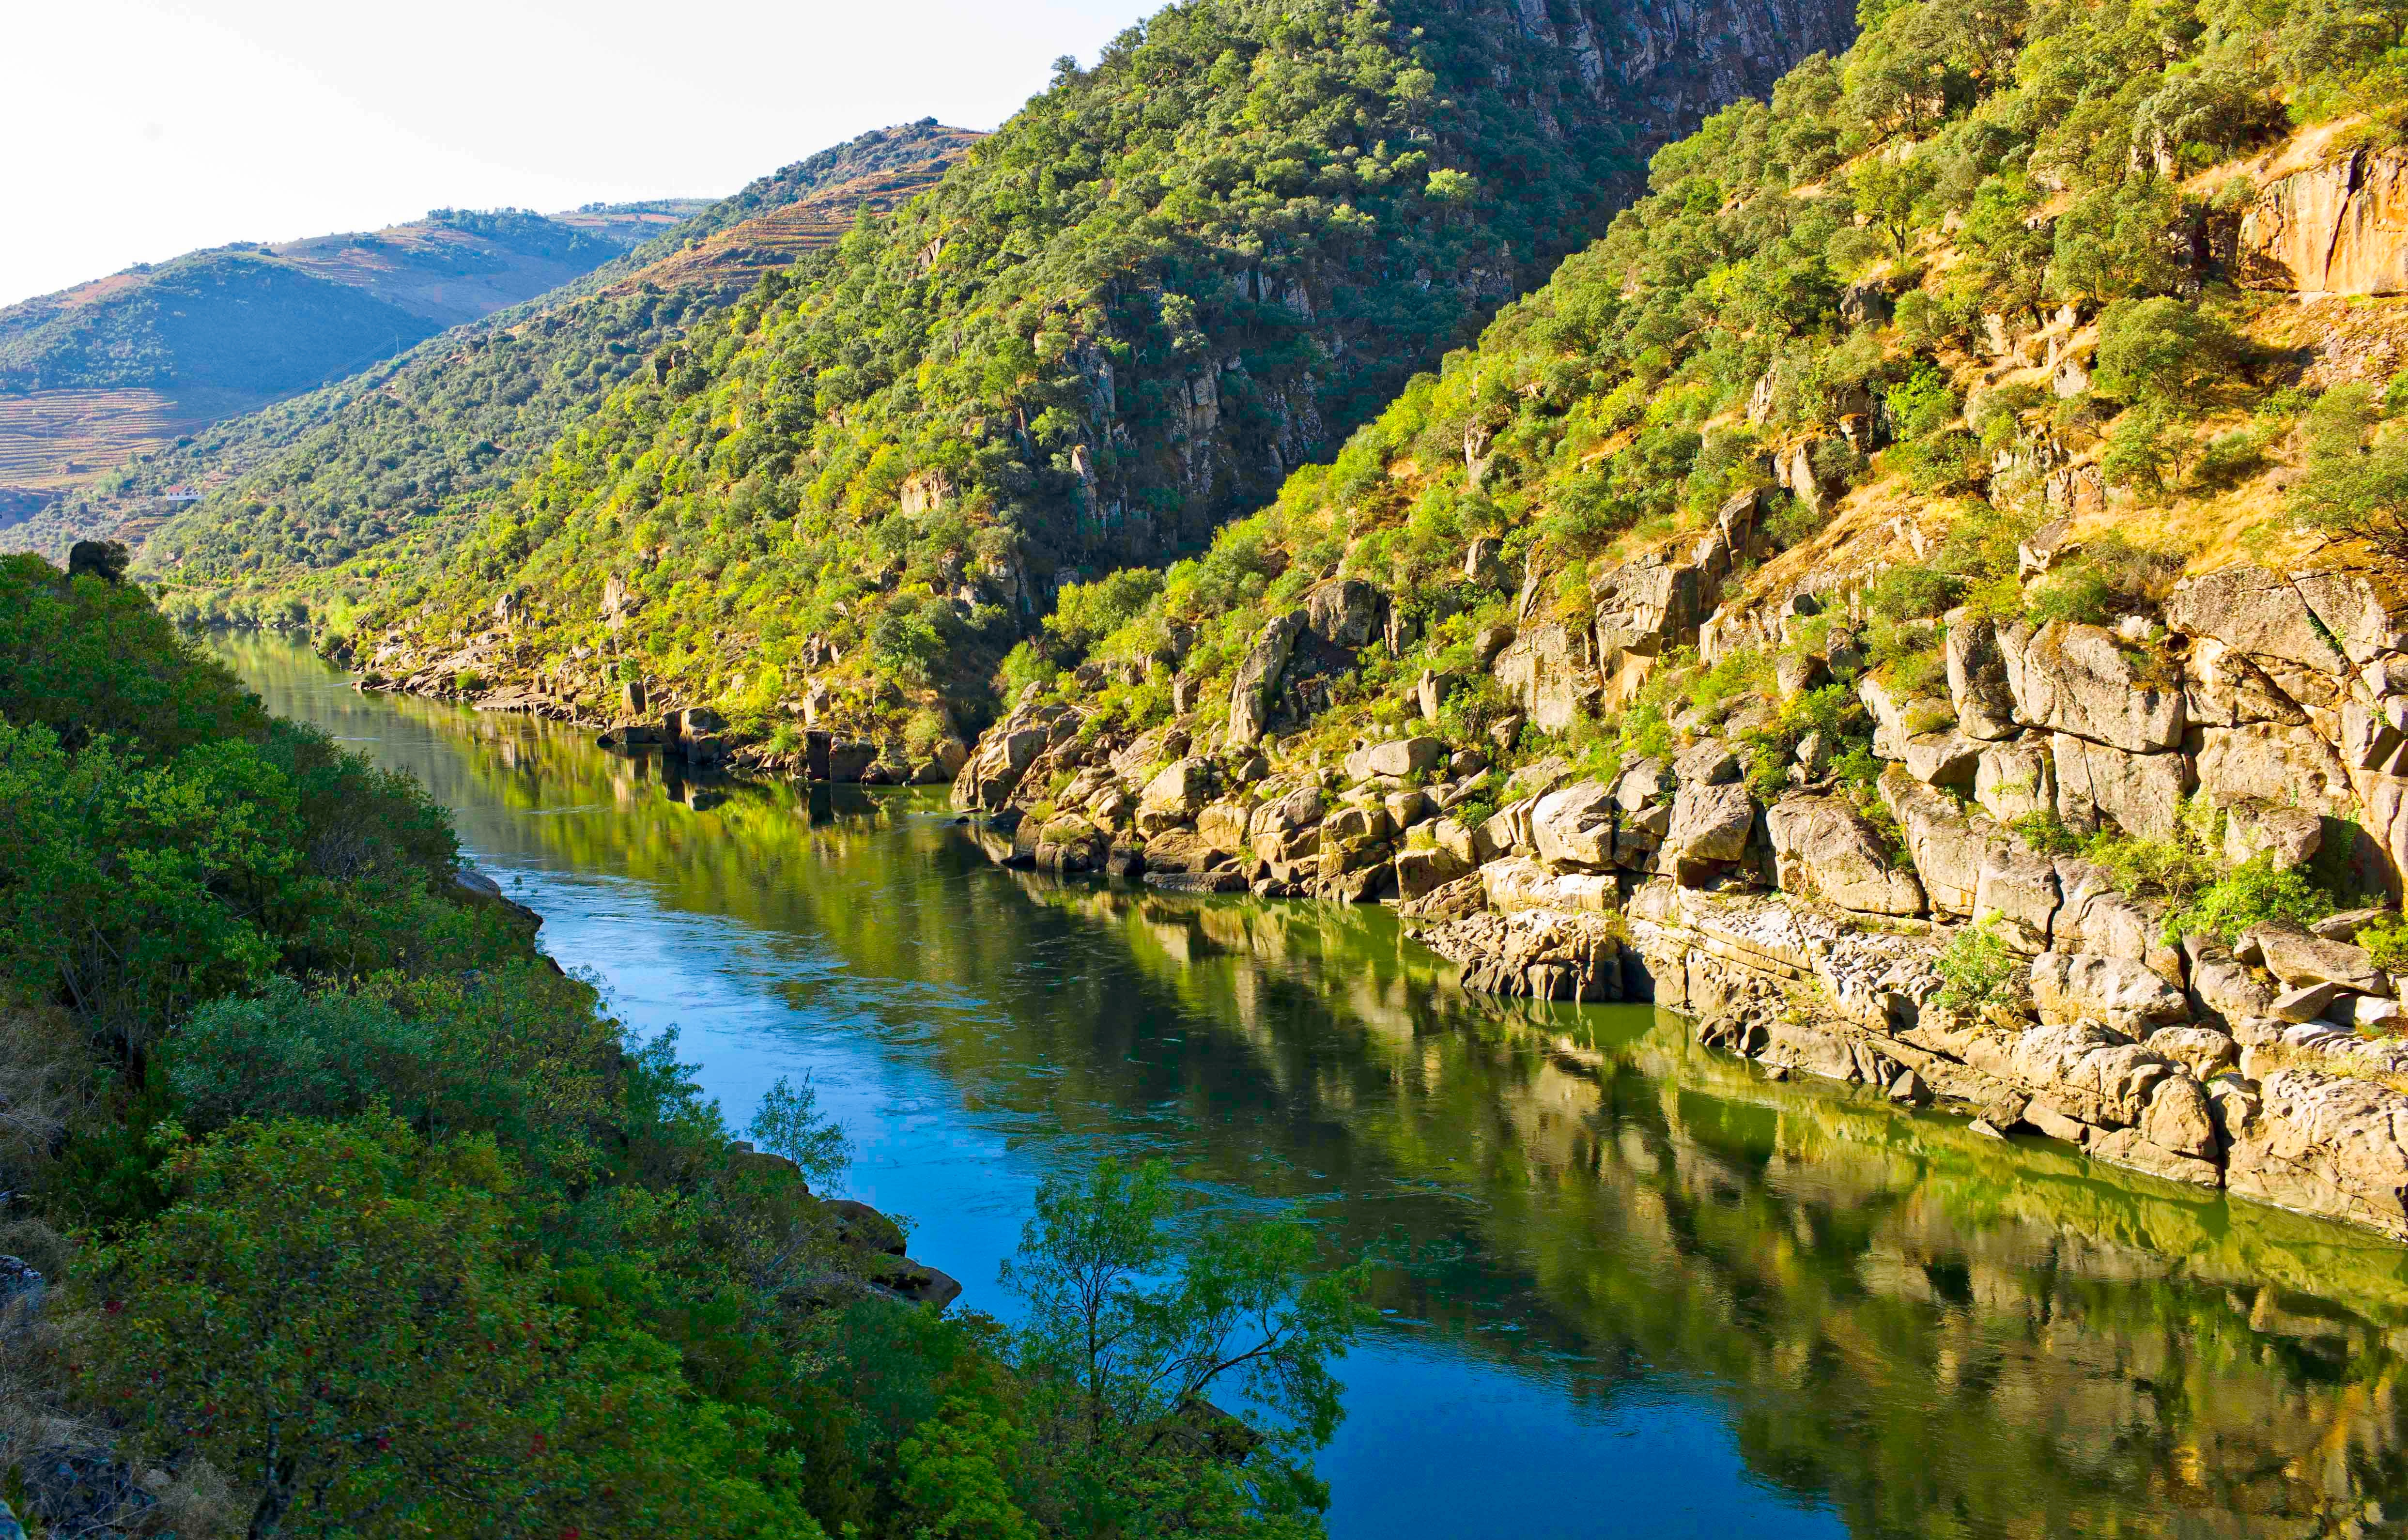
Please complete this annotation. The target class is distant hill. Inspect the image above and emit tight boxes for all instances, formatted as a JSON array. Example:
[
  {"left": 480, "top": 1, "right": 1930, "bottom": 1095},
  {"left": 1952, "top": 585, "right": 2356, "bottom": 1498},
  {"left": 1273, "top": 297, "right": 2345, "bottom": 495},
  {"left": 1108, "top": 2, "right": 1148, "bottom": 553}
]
[
  {"left": 0, "top": 203, "right": 688, "bottom": 521},
  {"left": 3, "top": 121, "right": 979, "bottom": 571}
]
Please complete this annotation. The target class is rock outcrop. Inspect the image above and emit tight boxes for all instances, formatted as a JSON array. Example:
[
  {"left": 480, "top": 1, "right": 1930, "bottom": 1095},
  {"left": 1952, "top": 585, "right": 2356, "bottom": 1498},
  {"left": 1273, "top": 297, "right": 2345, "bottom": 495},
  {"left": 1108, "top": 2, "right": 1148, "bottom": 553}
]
[
  {"left": 945, "top": 559, "right": 2408, "bottom": 1241},
  {"left": 2236, "top": 146, "right": 2408, "bottom": 297}
]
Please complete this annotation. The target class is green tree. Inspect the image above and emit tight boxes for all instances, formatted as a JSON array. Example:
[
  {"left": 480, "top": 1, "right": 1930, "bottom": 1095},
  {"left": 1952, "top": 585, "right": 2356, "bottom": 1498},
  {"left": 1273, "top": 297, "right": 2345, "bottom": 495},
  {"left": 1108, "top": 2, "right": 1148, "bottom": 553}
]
[
  {"left": 2293, "top": 383, "right": 2408, "bottom": 555},
  {"left": 1000, "top": 1158, "right": 1373, "bottom": 1533},
  {"left": 80, "top": 1118, "right": 569, "bottom": 1538},
  {"left": 1852, "top": 153, "right": 1938, "bottom": 259},
  {"left": 2095, "top": 297, "right": 2239, "bottom": 413}
]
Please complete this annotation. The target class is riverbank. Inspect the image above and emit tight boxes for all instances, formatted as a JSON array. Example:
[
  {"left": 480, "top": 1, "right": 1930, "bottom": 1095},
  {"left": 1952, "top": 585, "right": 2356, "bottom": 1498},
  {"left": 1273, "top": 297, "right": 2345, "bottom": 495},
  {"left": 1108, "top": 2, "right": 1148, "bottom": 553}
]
[
  {"left": 945, "top": 560, "right": 2408, "bottom": 1244},
  {"left": 203, "top": 630, "right": 2408, "bottom": 1537}
]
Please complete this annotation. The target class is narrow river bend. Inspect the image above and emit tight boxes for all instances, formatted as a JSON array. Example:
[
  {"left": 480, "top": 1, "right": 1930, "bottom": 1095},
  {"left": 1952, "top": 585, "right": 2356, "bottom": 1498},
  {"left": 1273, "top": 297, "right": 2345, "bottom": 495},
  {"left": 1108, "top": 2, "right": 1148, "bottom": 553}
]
[{"left": 215, "top": 633, "right": 2408, "bottom": 1540}]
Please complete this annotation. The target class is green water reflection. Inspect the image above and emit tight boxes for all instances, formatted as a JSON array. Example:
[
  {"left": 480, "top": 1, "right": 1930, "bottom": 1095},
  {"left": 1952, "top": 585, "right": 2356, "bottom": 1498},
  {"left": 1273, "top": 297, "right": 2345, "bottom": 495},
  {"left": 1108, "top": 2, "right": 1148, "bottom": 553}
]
[{"left": 216, "top": 631, "right": 2408, "bottom": 1539}]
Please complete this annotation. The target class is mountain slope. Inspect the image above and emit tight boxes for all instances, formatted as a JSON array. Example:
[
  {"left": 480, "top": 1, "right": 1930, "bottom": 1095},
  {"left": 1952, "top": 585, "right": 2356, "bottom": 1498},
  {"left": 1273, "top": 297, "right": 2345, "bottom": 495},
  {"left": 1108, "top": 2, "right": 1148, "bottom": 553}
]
[
  {"left": 336, "top": 0, "right": 1856, "bottom": 741},
  {"left": 941, "top": 0, "right": 2408, "bottom": 892},
  {"left": 10, "top": 122, "right": 979, "bottom": 571}
]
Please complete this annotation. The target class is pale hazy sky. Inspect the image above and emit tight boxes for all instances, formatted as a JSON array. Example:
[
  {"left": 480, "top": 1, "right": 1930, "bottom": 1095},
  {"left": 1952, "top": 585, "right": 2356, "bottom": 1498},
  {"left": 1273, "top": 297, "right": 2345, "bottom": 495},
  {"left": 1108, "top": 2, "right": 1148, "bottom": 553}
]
[{"left": 1, "top": 0, "right": 1159, "bottom": 309}]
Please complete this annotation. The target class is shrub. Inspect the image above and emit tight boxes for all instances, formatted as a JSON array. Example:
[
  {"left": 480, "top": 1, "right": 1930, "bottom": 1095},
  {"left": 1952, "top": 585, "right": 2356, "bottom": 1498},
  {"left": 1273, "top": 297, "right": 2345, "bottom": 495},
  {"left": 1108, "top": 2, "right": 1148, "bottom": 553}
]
[
  {"left": 2167, "top": 857, "right": 2337, "bottom": 945},
  {"left": 1933, "top": 917, "right": 2022, "bottom": 1014}
]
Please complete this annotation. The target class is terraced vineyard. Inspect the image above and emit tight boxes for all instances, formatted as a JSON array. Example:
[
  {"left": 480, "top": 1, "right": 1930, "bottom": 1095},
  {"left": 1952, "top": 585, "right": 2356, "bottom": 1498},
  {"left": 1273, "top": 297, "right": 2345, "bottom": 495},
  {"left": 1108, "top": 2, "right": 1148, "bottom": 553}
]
[
  {"left": 0, "top": 385, "right": 268, "bottom": 506},
  {"left": 610, "top": 161, "right": 964, "bottom": 293}
]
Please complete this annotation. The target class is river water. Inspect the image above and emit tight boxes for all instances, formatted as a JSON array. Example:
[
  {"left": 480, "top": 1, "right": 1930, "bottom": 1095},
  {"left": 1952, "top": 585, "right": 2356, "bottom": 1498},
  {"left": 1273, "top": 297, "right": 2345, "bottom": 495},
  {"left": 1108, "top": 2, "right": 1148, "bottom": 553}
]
[{"left": 212, "top": 632, "right": 2408, "bottom": 1540}]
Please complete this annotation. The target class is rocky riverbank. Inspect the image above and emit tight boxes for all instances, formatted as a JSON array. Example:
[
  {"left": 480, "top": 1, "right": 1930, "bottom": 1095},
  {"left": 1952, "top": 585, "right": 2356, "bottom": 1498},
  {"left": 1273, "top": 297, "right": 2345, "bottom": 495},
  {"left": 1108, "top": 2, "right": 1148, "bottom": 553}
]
[{"left": 948, "top": 549, "right": 2408, "bottom": 1242}]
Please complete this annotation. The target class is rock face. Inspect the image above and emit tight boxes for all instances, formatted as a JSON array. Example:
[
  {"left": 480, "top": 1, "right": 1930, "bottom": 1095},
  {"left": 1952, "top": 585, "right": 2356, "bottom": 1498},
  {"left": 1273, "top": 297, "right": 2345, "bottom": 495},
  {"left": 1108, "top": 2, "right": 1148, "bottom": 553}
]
[
  {"left": 2236, "top": 146, "right": 2408, "bottom": 296},
  {"left": 1764, "top": 797, "right": 1924, "bottom": 915},
  {"left": 1228, "top": 610, "right": 1308, "bottom": 747},
  {"left": 942, "top": 558, "right": 2408, "bottom": 1242}
]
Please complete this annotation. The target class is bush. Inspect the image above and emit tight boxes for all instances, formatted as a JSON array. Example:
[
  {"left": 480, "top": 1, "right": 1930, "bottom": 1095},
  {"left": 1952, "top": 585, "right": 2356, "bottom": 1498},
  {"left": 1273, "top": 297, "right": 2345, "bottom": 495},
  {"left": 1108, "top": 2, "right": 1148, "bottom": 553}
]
[
  {"left": 2167, "top": 858, "right": 2337, "bottom": 945},
  {"left": 1933, "top": 917, "right": 2022, "bottom": 1014}
]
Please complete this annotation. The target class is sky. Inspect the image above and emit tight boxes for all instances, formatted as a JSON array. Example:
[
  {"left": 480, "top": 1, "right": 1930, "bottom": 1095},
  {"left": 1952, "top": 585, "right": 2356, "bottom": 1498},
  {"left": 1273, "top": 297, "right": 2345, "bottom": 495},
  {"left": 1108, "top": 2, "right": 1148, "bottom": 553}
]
[{"left": 0, "top": 0, "right": 1160, "bottom": 310}]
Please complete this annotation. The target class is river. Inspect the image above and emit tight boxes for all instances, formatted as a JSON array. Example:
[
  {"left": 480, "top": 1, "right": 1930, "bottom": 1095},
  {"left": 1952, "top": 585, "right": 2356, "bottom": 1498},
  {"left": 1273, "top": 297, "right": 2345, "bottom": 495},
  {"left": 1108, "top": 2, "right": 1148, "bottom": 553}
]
[{"left": 212, "top": 631, "right": 2408, "bottom": 1540}]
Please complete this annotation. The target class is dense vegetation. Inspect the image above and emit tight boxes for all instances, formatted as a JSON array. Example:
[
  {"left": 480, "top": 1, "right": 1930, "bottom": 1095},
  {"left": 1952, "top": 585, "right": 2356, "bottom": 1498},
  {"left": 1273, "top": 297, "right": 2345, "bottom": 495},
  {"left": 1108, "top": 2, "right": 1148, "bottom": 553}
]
[
  {"left": 302, "top": 0, "right": 1849, "bottom": 741},
  {"left": 32, "top": 123, "right": 978, "bottom": 596},
  {"left": 0, "top": 554, "right": 1367, "bottom": 1537},
  {"left": 1007, "top": 0, "right": 2407, "bottom": 837}
]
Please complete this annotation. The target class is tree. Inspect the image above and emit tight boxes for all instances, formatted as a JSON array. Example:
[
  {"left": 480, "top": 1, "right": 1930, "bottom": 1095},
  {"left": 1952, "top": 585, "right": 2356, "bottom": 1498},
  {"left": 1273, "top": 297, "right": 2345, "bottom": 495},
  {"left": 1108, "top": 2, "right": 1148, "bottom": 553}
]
[
  {"left": 999, "top": 1158, "right": 1373, "bottom": 1533},
  {"left": 79, "top": 1119, "right": 567, "bottom": 1538},
  {"left": 2095, "top": 297, "right": 2240, "bottom": 413},
  {"left": 2293, "top": 384, "right": 2408, "bottom": 556},
  {"left": 1851, "top": 153, "right": 1937, "bottom": 260}
]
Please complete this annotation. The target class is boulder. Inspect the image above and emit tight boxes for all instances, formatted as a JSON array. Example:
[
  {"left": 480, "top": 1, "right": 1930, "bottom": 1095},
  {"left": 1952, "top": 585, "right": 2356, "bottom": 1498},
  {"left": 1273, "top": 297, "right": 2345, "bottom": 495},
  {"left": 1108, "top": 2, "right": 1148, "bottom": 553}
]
[
  {"left": 2193, "top": 722, "right": 2354, "bottom": 818},
  {"left": 952, "top": 724, "right": 1050, "bottom": 811},
  {"left": 2163, "top": 564, "right": 2349, "bottom": 676},
  {"left": 2087, "top": 1126, "right": 2222, "bottom": 1187},
  {"left": 1196, "top": 801, "right": 1253, "bottom": 853},
  {"left": 1480, "top": 856, "right": 1620, "bottom": 913},
  {"left": 1322, "top": 803, "right": 1395, "bottom": 845},
  {"left": 1999, "top": 1021, "right": 2172, "bottom": 1128},
  {"left": 1142, "top": 828, "right": 1219, "bottom": 874},
  {"left": 1763, "top": 797, "right": 1926, "bottom": 916},
  {"left": 2051, "top": 733, "right": 2190, "bottom": 840},
  {"left": 2223, "top": 797, "right": 2323, "bottom": 870},
  {"left": 1345, "top": 737, "right": 1445, "bottom": 781},
  {"left": 1774, "top": 651, "right": 1830, "bottom": 697},
  {"left": 1976, "top": 843, "right": 2061, "bottom": 953},
  {"left": 1672, "top": 739, "right": 1741, "bottom": 788},
  {"left": 1307, "top": 579, "right": 1386, "bottom": 647},
  {"left": 1492, "top": 623, "right": 1590, "bottom": 733},
  {"left": 1902, "top": 729, "right": 1981, "bottom": 788},
  {"left": 1613, "top": 757, "right": 1674, "bottom": 812},
  {"left": 1530, "top": 781, "right": 1620, "bottom": 870},
  {"left": 1879, "top": 766, "right": 2017, "bottom": 920},
  {"left": 2185, "top": 938, "right": 2277, "bottom": 1027},
  {"left": 1384, "top": 789, "right": 1436, "bottom": 829},
  {"left": 1228, "top": 610, "right": 1308, "bottom": 747},
  {"left": 2053, "top": 857, "right": 2184, "bottom": 985},
  {"left": 2000, "top": 620, "right": 2185, "bottom": 753},
  {"left": 1974, "top": 737, "right": 2055, "bottom": 824},
  {"left": 2270, "top": 982, "right": 2349, "bottom": 1023},
  {"left": 2226, "top": 1066, "right": 2408, "bottom": 1238},
  {"left": 2146, "top": 1024, "right": 2240, "bottom": 1078},
  {"left": 1945, "top": 616, "right": 2019, "bottom": 740},
  {"left": 1250, "top": 783, "right": 1326, "bottom": 836},
  {"left": 2252, "top": 924, "right": 2386, "bottom": 994},
  {"left": 1665, "top": 781, "right": 1755, "bottom": 879},
  {"left": 1432, "top": 816, "right": 1482, "bottom": 866},
  {"left": 1464, "top": 536, "right": 1510, "bottom": 589},
  {"left": 2029, "top": 951, "right": 2190, "bottom": 1036},
  {"left": 1137, "top": 757, "right": 1216, "bottom": 833},
  {"left": 1394, "top": 844, "right": 1472, "bottom": 901},
  {"left": 1503, "top": 756, "right": 1576, "bottom": 802}
]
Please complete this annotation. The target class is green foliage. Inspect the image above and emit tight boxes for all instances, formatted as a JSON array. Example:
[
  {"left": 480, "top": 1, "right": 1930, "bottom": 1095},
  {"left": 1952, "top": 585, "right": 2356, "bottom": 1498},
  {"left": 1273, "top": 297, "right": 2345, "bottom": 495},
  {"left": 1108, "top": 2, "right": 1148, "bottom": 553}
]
[
  {"left": 2095, "top": 297, "right": 2241, "bottom": 413},
  {"left": 2293, "top": 383, "right": 2408, "bottom": 556},
  {"left": 2169, "top": 857, "right": 2339, "bottom": 945},
  {"left": 748, "top": 1073, "right": 852, "bottom": 1189},
  {"left": 1933, "top": 917, "right": 2020, "bottom": 1014},
  {"left": 1001, "top": 1157, "right": 1373, "bottom": 1532},
  {"left": 81, "top": 1116, "right": 827, "bottom": 1540}
]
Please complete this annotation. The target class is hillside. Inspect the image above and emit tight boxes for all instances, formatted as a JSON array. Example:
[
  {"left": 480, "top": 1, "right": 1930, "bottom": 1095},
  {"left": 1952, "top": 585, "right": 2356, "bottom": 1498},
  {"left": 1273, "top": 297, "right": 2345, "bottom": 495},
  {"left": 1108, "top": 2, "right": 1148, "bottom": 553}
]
[
  {"left": 8, "top": 123, "right": 980, "bottom": 570},
  {"left": 0, "top": 204, "right": 680, "bottom": 529},
  {"left": 327, "top": 0, "right": 1858, "bottom": 743},
  {"left": 905, "top": 0, "right": 2408, "bottom": 1232}
]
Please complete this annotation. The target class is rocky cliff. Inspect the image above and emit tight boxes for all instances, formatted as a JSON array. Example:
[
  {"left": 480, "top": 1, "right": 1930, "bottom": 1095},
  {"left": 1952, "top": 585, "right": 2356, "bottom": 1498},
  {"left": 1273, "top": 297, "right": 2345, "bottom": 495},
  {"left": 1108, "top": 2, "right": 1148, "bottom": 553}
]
[{"left": 946, "top": 541, "right": 2408, "bottom": 1240}]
